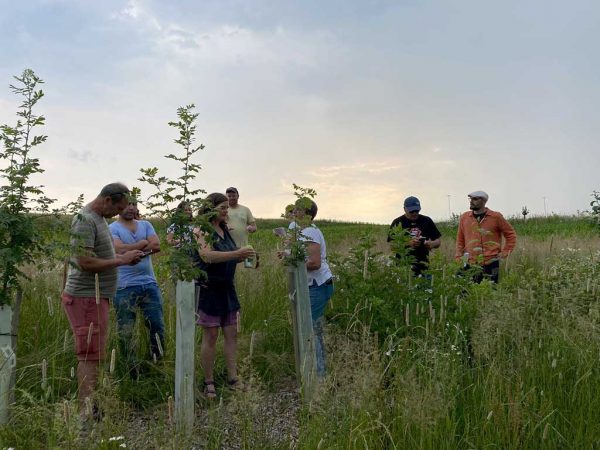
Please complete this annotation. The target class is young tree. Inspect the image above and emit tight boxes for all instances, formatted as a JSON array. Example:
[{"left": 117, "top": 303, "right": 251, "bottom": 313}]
[
  {"left": 0, "top": 69, "right": 54, "bottom": 305},
  {"left": 590, "top": 191, "right": 600, "bottom": 226},
  {"left": 139, "top": 104, "right": 207, "bottom": 281},
  {"left": 0, "top": 69, "right": 53, "bottom": 423},
  {"left": 139, "top": 104, "right": 207, "bottom": 433}
]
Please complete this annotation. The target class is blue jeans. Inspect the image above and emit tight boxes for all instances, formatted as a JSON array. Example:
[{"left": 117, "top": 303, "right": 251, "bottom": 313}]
[
  {"left": 309, "top": 279, "right": 334, "bottom": 377},
  {"left": 114, "top": 284, "right": 165, "bottom": 365}
]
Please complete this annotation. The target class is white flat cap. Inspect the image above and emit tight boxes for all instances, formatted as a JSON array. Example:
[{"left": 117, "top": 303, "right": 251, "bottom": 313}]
[{"left": 468, "top": 191, "right": 489, "bottom": 200}]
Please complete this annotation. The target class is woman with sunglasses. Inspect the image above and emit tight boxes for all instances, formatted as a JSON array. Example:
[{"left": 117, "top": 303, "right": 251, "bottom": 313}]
[{"left": 195, "top": 192, "right": 255, "bottom": 398}]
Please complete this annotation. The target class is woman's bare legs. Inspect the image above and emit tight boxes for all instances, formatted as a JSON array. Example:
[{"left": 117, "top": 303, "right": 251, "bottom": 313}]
[
  {"left": 200, "top": 326, "right": 219, "bottom": 396},
  {"left": 222, "top": 324, "right": 238, "bottom": 382}
]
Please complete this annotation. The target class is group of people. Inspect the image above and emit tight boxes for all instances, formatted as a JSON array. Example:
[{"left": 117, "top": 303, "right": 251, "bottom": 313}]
[
  {"left": 61, "top": 183, "right": 262, "bottom": 418},
  {"left": 61, "top": 182, "right": 334, "bottom": 420},
  {"left": 388, "top": 190, "right": 517, "bottom": 283},
  {"left": 61, "top": 181, "right": 513, "bottom": 422}
]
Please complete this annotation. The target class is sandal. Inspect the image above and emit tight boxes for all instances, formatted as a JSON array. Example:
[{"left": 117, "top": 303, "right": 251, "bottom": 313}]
[
  {"left": 203, "top": 380, "right": 217, "bottom": 399},
  {"left": 227, "top": 378, "right": 245, "bottom": 391}
]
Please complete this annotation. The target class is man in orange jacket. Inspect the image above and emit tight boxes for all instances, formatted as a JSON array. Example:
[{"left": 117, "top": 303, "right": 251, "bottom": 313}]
[{"left": 455, "top": 191, "right": 516, "bottom": 283}]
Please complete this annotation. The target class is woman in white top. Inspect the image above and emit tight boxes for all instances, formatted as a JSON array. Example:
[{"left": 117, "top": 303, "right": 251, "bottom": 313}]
[{"left": 293, "top": 197, "right": 334, "bottom": 377}]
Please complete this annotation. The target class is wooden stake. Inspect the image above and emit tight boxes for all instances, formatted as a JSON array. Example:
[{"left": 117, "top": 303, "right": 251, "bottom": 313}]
[
  {"left": 167, "top": 395, "right": 174, "bottom": 426},
  {"left": 249, "top": 331, "right": 256, "bottom": 359},
  {"left": 94, "top": 273, "right": 100, "bottom": 305},
  {"left": 41, "top": 358, "right": 47, "bottom": 390},
  {"left": 110, "top": 349, "right": 116, "bottom": 374}
]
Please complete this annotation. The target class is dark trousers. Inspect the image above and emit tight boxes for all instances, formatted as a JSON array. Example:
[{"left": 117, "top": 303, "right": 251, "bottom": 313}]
[{"left": 471, "top": 260, "right": 500, "bottom": 284}]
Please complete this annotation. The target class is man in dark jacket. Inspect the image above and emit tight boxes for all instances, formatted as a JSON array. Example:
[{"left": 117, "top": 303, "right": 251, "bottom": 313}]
[{"left": 388, "top": 196, "right": 442, "bottom": 276}]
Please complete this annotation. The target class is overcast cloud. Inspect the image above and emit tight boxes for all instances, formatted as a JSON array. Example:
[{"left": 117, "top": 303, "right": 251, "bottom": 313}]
[{"left": 1, "top": 0, "right": 598, "bottom": 222}]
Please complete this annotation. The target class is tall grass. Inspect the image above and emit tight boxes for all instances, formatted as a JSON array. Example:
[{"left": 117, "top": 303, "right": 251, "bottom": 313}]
[{"left": 0, "top": 216, "right": 598, "bottom": 448}]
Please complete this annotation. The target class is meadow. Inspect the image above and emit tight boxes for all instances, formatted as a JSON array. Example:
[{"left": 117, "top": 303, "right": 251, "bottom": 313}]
[{"left": 0, "top": 214, "right": 599, "bottom": 449}]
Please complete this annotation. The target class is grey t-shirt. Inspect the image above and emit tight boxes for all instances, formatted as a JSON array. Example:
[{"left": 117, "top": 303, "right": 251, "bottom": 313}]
[{"left": 63, "top": 206, "right": 118, "bottom": 298}]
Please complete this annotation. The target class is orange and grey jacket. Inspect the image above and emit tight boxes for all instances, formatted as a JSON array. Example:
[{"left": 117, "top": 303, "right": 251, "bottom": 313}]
[{"left": 454, "top": 208, "right": 517, "bottom": 265}]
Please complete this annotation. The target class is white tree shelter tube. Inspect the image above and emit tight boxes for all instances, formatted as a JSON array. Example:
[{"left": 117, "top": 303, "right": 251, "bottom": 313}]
[
  {"left": 0, "top": 305, "right": 16, "bottom": 424},
  {"left": 174, "top": 280, "right": 196, "bottom": 433}
]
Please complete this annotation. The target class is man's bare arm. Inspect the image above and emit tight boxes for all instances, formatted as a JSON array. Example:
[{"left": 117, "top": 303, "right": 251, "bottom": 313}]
[{"left": 77, "top": 249, "right": 144, "bottom": 272}]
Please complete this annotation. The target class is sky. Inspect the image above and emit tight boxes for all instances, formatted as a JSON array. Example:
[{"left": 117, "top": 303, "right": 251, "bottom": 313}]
[{"left": 0, "top": 0, "right": 598, "bottom": 223}]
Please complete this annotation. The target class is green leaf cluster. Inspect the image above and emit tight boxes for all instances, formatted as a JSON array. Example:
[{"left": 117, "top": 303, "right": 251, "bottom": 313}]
[
  {"left": 590, "top": 191, "right": 600, "bottom": 226},
  {"left": 279, "top": 184, "right": 318, "bottom": 266},
  {"left": 0, "top": 70, "right": 86, "bottom": 305},
  {"left": 0, "top": 70, "right": 55, "bottom": 305},
  {"left": 139, "top": 104, "right": 210, "bottom": 282},
  {"left": 329, "top": 232, "right": 476, "bottom": 341}
]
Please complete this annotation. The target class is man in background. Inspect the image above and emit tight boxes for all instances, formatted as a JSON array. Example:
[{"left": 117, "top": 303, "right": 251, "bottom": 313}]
[
  {"left": 109, "top": 200, "right": 164, "bottom": 376},
  {"left": 388, "top": 196, "right": 442, "bottom": 276},
  {"left": 225, "top": 187, "right": 257, "bottom": 247},
  {"left": 62, "top": 183, "right": 143, "bottom": 420},
  {"left": 455, "top": 190, "right": 517, "bottom": 283}
]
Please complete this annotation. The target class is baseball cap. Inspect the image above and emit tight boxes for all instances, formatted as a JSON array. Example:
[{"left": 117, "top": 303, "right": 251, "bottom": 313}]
[
  {"left": 403, "top": 196, "right": 421, "bottom": 212},
  {"left": 225, "top": 187, "right": 238, "bottom": 194},
  {"left": 468, "top": 191, "right": 489, "bottom": 201}
]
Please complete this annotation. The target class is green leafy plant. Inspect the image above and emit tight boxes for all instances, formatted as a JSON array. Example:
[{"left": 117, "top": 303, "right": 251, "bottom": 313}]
[
  {"left": 139, "top": 104, "right": 208, "bottom": 281},
  {"left": 590, "top": 191, "right": 600, "bottom": 225},
  {"left": 279, "top": 184, "right": 318, "bottom": 266},
  {"left": 0, "top": 69, "right": 55, "bottom": 306},
  {"left": 387, "top": 224, "right": 418, "bottom": 263},
  {"left": 139, "top": 105, "right": 205, "bottom": 210}
]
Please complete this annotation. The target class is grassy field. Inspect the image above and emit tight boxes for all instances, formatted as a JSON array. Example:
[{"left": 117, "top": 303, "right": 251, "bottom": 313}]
[{"left": 0, "top": 215, "right": 599, "bottom": 449}]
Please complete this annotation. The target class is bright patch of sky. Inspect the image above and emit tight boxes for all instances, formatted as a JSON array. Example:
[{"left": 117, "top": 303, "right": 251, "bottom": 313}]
[{"left": 0, "top": 0, "right": 598, "bottom": 223}]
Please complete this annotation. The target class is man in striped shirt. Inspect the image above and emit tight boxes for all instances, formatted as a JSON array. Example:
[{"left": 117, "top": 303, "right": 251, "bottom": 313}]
[{"left": 62, "top": 183, "right": 144, "bottom": 421}]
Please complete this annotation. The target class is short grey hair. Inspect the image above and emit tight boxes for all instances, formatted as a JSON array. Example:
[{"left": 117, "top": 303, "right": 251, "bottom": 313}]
[{"left": 98, "top": 183, "right": 130, "bottom": 204}]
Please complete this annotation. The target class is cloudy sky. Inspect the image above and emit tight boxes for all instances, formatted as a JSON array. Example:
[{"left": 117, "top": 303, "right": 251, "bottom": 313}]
[{"left": 1, "top": 0, "right": 598, "bottom": 223}]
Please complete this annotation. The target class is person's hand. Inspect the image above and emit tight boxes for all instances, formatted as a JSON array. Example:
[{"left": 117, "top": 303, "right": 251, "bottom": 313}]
[
  {"left": 408, "top": 237, "right": 421, "bottom": 248},
  {"left": 120, "top": 250, "right": 145, "bottom": 266},
  {"left": 236, "top": 247, "right": 256, "bottom": 260},
  {"left": 276, "top": 249, "right": 292, "bottom": 260},
  {"left": 138, "top": 239, "right": 149, "bottom": 249},
  {"left": 246, "top": 224, "right": 257, "bottom": 233},
  {"left": 424, "top": 240, "right": 433, "bottom": 250}
]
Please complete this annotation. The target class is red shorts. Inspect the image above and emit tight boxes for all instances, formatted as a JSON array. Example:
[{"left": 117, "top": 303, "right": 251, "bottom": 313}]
[
  {"left": 61, "top": 292, "right": 109, "bottom": 361},
  {"left": 197, "top": 309, "right": 238, "bottom": 328}
]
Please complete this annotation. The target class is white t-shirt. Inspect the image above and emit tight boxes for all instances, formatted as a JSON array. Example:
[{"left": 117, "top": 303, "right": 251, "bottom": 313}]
[{"left": 299, "top": 224, "right": 332, "bottom": 286}]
